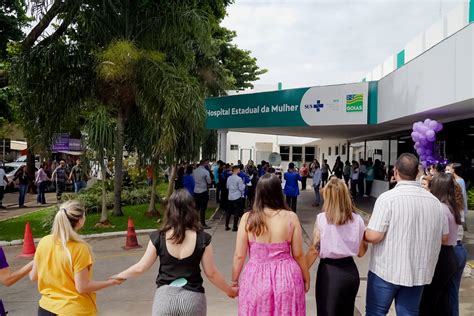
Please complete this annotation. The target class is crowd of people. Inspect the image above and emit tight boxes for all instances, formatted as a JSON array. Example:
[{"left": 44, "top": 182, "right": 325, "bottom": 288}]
[{"left": 0, "top": 153, "right": 470, "bottom": 315}]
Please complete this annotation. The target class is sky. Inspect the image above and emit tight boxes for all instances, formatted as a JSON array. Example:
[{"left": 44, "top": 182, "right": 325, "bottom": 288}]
[{"left": 222, "top": 0, "right": 466, "bottom": 89}]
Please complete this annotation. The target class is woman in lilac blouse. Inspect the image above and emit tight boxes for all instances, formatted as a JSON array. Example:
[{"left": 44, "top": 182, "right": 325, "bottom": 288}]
[{"left": 306, "top": 178, "right": 368, "bottom": 316}]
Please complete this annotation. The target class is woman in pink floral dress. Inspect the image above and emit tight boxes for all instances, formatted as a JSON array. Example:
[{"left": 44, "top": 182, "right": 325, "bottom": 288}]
[{"left": 232, "top": 173, "right": 309, "bottom": 316}]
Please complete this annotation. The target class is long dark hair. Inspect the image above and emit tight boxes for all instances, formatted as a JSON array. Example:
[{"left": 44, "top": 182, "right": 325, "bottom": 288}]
[
  {"left": 430, "top": 173, "right": 462, "bottom": 225},
  {"left": 160, "top": 189, "right": 200, "bottom": 243},
  {"left": 247, "top": 173, "right": 290, "bottom": 236}
]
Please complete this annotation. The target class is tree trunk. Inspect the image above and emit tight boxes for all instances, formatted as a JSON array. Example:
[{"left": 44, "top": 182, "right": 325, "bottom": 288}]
[
  {"left": 145, "top": 164, "right": 160, "bottom": 217},
  {"left": 113, "top": 110, "right": 124, "bottom": 216},
  {"left": 166, "top": 165, "right": 177, "bottom": 200},
  {"left": 26, "top": 143, "right": 36, "bottom": 194},
  {"left": 98, "top": 154, "right": 111, "bottom": 224}
]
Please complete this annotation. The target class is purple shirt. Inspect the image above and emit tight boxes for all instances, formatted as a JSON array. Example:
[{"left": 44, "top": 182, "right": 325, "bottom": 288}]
[
  {"left": 317, "top": 212, "right": 365, "bottom": 259},
  {"left": 0, "top": 247, "right": 9, "bottom": 269},
  {"left": 36, "top": 168, "right": 49, "bottom": 183},
  {"left": 441, "top": 203, "right": 457, "bottom": 246}
]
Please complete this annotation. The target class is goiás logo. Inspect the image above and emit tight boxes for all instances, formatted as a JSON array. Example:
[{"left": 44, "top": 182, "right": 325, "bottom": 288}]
[{"left": 346, "top": 94, "right": 363, "bottom": 112}]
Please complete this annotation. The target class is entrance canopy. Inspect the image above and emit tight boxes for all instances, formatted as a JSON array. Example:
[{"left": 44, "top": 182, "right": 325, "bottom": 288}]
[{"left": 206, "top": 82, "right": 376, "bottom": 131}]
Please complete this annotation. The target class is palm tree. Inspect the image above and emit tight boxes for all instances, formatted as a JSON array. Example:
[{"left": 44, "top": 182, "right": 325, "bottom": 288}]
[{"left": 84, "top": 106, "right": 115, "bottom": 225}]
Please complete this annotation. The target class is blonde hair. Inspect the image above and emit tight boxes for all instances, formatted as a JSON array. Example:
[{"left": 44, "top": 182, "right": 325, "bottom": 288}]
[
  {"left": 52, "top": 200, "right": 89, "bottom": 266},
  {"left": 322, "top": 178, "right": 354, "bottom": 225}
]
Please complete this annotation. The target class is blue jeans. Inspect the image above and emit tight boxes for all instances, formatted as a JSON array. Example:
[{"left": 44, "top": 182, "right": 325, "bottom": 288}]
[
  {"left": 366, "top": 271, "right": 424, "bottom": 316},
  {"left": 448, "top": 242, "right": 467, "bottom": 316},
  {"left": 313, "top": 184, "right": 321, "bottom": 205},
  {"left": 74, "top": 181, "right": 87, "bottom": 193},
  {"left": 37, "top": 181, "right": 47, "bottom": 204},
  {"left": 19, "top": 184, "right": 28, "bottom": 207}
]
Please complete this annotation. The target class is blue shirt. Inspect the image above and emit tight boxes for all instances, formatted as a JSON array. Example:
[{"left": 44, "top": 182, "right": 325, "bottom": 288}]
[
  {"left": 183, "top": 175, "right": 195, "bottom": 195},
  {"left": 284, "top": 171, "right": 302, "bottom": 197},
  {"left": 312, "top": 168, "right": 322, "bottom": 187},
  {"left": 238, "top": 171, "right": 250, "bottom": 197},
  {"left": 213, "top": 166, "right": 219, "bottom": 184}
]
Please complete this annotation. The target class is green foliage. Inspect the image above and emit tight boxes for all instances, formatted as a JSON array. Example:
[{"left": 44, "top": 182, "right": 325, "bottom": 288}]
[
  {"left": 0, "top": 203, "right": 215, "bottom": 241},
  {"left": 60, "top": 183, "right": 159, "bottom": 214},
  {"left": 0, "top": 0, "right": 30, "bottom": 59},
  {"left": 468, "top": 187, "right": 474, "bottom": 210}
]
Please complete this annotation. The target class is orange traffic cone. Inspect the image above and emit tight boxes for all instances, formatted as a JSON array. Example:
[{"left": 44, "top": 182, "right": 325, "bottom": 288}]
[
  {"left": 18, "top": 222, "right": 36, "bottom": 258},
  {"left": 122, "top": 217, "right": 142, "bottom": 250}
]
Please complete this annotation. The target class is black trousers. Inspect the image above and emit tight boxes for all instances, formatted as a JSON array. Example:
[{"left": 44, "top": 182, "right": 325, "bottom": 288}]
[
  {"left": 226, "top": 199, "right": 243, "bottom": 230},
  {"left": 216, "top": 184, "right": 221, "bottom": 203},
  {"left": 56, "top": 181, "right": 66, "bottom": 201},
  {"left": 365, "top": 180, "right": 373, "bottom": 197},
  {"left": 420, "top": 245, "right": 457, "bottom": 316},
  {"left": 194, "top": 191, "right": 209, "bottom": 226},
  {"left": 316, "top": 257, "right": 359, "bottom": 316},
  {"left": 357, "top": 177, "right": 365, "bottom": 197},
  {"left": 321, "top": 173, "right": 329, "bottom": 187},
  {"left": 38, "top": 306, "right": 57, "bottom": 316},
  {"left": 286, "top": 196, "right": 297, "bottom": 213},
  {"left": 301, "top": 176, "right": 307, "bottom": 190}
]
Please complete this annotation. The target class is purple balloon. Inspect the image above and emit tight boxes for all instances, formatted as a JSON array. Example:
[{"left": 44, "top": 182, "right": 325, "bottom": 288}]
[
  {"left": 419, "top": 125, "right": 429, "bottom": 134},
  {"left": 436, "top": 122, "right": 443, "bottom": 132},
  {"left": 417, "top": 148, "right": 425, "bottom": 155},
  {"left": 427, "top": 135, "right": 436, "bottom": 142},
  {"left": 420, "top": 139, "right": 428, "bottom": 146},
  {"left": 428, "top": 120, "right": 438, "bottom": 130},
  {"left": 426, "top": 130, "right": 435, "bottom": 138},
  {"left": 425, "top": 149, "right": 432, "bottom": 155},
  {"left": 424, "top": 119, "right": 431, "bottom": 126},
  {"left": 414, "top": 142, "right": 421, "bottom": 149}
]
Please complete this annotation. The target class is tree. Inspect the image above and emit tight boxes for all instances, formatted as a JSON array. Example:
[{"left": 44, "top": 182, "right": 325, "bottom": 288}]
[
  {"left": 10, "top": 0, "right": 266, "bottom": 210},
  {"left": 84, "top": 106, "right": 115, "bottom": 225}
]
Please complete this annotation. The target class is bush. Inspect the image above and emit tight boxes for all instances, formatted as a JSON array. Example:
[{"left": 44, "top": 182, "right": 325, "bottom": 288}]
[
  {"left": 61, "top": 185, "right": 160, "bottom": 213},
  {"left": 468, "top": 187, "right": 474, "bottom": 210}
]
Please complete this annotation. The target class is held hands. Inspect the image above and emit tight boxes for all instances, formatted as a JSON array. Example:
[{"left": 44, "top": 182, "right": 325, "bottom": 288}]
[
  {"left": 304, "top": 279, "right": 310, "bottom": 293},
  {"left": 228, "top": 280, "right": 239, "bottom": 298},
  {"left": 108, "top": 275, "right": 126, "bottom": 285},
  {"left": 228, "top": 285, "right": 239, "bottom": 298}
]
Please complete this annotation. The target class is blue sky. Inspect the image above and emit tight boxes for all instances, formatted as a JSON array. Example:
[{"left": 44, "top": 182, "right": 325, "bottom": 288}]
[{"left": 222, "top": 0, "right": 466, "bottom": 88}]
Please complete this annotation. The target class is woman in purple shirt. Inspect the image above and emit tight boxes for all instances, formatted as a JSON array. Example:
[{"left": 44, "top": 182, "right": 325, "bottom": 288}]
[
  {"left": 0, "top": 246, "right": 33, "bottom": 314},
  {"left": 420, "top": 173, "right": 461, "bottom": 316},
  {"left": 306, "top": 178, "right": 368, "bottom": 316}
]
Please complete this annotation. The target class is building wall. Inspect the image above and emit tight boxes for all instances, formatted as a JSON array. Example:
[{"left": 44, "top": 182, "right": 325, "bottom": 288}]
[{"left": 377, "top": 24, "right": 473, "bottom": 123}]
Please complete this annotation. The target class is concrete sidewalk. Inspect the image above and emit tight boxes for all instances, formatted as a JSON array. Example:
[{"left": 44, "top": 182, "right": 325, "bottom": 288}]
[
  {"left": 1, "top": 190, "right": 473, "bottom": 315},
  {"left": 0, "top": 192, "right": 57, "bottom": 221}
]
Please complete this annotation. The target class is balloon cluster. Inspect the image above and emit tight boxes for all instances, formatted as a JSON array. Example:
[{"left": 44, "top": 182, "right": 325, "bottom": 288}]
[{"left": 411, "top": 119, "right": 443, "bottom": 165}]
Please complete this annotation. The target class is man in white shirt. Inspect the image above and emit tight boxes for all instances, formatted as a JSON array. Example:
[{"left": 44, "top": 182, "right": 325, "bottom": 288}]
[
  {"left": 225, "top": 165, "right": 245, "bottom": 231},
  {"left": 364, "top": 153, "right": 448, "bottom": 315},
  {"left": 0, "top": 167, "right": 8, "bottom": 209},
  {"left": 193, "top": 159, "right": 212, "bottom": 229}
]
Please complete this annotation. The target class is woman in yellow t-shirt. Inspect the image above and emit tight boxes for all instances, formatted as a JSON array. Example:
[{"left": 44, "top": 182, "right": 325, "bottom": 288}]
[{"left": 30, "top": 200, "right": 123, "bottom": 316}]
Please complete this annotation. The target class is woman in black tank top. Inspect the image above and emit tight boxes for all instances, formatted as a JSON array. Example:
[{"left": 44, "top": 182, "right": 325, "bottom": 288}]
[{"left": 112, "top": 189, "right": 237, "bottom": 315}]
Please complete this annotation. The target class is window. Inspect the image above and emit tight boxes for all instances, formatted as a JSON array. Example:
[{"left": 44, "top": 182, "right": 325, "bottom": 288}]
[
  {"left": 292, "top": 146, "right": 302, "bottom": 162},
  {"left": 342, "top": 145, "right": 346, "bottom": 155},
  {"left": 280, "top": 146, "right": 290, "bottom": 161},
  {"left": 230, "top": 144, "right": 239, "bottom": 151},
  {"left": 335, "top": 146, "right": 339, "bottom": 156},
  {"left": 328, "top": 147, "right": 332, "bottom": 156},
  {"left": 305, "top": 146, "right": 315, "bottom": 162}
]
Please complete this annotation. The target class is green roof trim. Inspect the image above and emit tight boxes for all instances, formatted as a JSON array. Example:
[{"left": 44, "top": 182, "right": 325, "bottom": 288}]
[
  {"left": 368, "top": 81, "right": 378, "bottom": 125},
  {"left": 397, "top": 50, "right": 405, "bottom": 69}
]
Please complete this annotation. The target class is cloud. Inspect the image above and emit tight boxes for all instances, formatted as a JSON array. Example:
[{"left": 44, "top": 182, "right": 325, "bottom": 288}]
[{"left": 222, "top": 0, "right": 465, "bottom": 88}]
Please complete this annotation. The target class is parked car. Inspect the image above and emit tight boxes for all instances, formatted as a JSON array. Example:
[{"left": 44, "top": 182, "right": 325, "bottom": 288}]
[{"left": 14, "top": 155, "right": 41, "bottom": 168}]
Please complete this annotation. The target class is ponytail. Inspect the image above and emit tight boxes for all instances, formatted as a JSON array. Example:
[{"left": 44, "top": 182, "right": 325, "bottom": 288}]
[{"left": 51, "top": 200, "right": 90, "bottom": 266}]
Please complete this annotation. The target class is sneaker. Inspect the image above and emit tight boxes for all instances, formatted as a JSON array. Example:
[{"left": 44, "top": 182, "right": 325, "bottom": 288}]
[
  {"left": 0, "top": 205, "right": 6, "bottom": 209},
  {"left": 225, "top": 226, "right": 231, "bottom": 231},
  {"left": 232, "top": 227, "right": 238, "bottom": 232}
]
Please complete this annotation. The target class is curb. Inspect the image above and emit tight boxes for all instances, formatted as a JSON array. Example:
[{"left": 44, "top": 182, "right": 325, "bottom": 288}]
[{"left": 0, "top": 229, "right": 157, "bottom": 247}]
